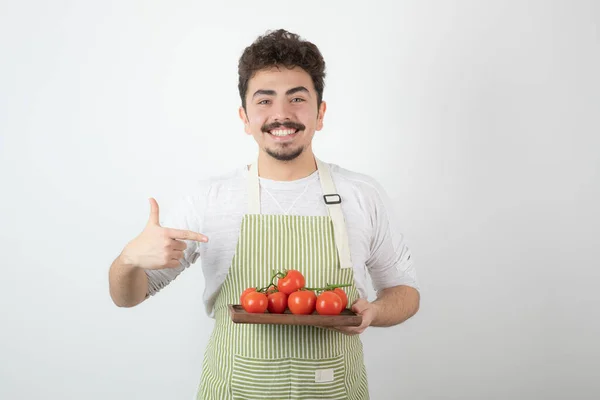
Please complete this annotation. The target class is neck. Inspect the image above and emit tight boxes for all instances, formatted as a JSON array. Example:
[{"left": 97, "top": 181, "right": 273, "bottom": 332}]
[{"left": 256, "top": 149, "right": 317, "bottom": 181}]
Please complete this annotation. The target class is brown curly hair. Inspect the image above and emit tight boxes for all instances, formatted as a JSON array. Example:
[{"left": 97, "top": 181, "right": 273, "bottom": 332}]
[{"left": 238, "top": 29, "right": 326, "bottom": 110}]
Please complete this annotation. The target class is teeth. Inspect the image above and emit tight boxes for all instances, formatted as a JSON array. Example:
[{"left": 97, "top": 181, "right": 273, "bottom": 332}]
[{"left": 270, "top": 129, "right": 296, "bottom": 137}]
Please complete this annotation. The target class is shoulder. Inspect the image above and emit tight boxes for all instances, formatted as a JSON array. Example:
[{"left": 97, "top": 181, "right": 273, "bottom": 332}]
[
  {"left": 186, "top": 166, "right": 247, "bottom": 200},
  {"left": 166, "top": 166, "right": 246, "bottom": 216},
  {"left": 326, "top": 162, "right": 388, "bottom": 200}
]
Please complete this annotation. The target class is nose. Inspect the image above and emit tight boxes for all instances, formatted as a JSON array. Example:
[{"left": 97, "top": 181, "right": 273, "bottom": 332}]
[{"left": 271, "top": 99, "right": 292, "bottom": 122}]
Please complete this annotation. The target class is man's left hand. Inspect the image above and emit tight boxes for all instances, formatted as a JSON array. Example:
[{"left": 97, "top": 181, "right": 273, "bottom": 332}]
[{"left": 331, "top": 298, "right": 379, "bottom": 335}]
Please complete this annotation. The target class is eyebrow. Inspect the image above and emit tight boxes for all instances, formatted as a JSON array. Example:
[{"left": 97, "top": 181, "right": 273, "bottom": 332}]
[
  {"left": 252, "top": 86, "right": 311, "bottom": 98},
  {"left": 286, "top": 86, "right": 310, "bottom": 96}
]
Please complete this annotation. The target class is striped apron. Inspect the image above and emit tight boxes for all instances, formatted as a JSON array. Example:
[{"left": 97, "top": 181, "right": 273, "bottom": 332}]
[{"left": 197, "top": 159, "right": 369, "bottom": 400}]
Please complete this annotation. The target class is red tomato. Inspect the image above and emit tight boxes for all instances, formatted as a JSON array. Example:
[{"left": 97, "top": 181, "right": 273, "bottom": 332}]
[
  {"left": 278, "top": 270, "right": 306, "bottom": 295},
  {"left": 242, "top": 291, "right": 268, "bottom": 313},
  {"left": 265, "top": 285, "right": 277, "bottom": 296},
  {"left": 288, "top": 290, "right": 317, "bottom": 315},
  {"left": 267, "top": 291, "right": 288, "bottom": 314},
  {"left": 316, "top": 291, "right": 343, "bottom": 315},
  {"left": 240, "top": 287, "right": 257, "bottom": 304},
  {"left": 332, "top": 288, "right": 348, "bottom": 309}
]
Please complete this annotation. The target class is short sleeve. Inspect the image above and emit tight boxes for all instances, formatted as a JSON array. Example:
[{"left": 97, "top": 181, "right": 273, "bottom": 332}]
[{"left": 365, "top": 180, "right": 420, "bottom": 293}]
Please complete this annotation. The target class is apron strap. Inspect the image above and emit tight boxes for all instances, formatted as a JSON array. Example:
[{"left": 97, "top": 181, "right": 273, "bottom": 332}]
[
  {"left": 248, "top": 162, "right": 260, "bottom": 214},
  {"left": 246, "top": 158, "right": 353, "bottom": 269},
  {"left": 315, "top": 158, "right": 353, "bottom": 269}
]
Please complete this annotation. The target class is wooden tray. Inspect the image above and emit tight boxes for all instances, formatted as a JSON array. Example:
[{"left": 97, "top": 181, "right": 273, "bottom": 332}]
[{"left": 229, "top": 305, "right": 362, "bottom": 327}]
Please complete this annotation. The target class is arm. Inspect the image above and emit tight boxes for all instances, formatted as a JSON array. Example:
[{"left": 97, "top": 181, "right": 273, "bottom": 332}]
[
  {"left": 108, "top": 197, "right": 207, "bottom": 308},
  {"left": 335, "top": 175, "right": 420, "bottom": 334},
  {"left": 371, "top": 285, "right": 420, "bottom": 327},
  {"left": 109, "top": 254, "right": 149, "bottom": 308},
  {"left": 334, "top": 285, "right": 419, "bottom": 335}
]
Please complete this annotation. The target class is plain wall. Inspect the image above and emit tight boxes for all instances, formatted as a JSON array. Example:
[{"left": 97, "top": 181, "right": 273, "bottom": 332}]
[{"left": 1, "top": 1, "right": 599, "bottom": 399}]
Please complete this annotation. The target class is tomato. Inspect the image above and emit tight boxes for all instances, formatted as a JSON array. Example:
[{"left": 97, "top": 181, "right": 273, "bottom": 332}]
[
  {"left": 278, "top": 270, "right": 306, "bottom": 295},
  {"left": 332, "top": 288, "right": 348, "bottom": 309},
  {"left": 288, "top": 290, "right": 317, "bottom": 315},
  {"left": 316, "top": 291, "right": 343, "bottom": 315},
  {"left": 242, "top": 291, "right": 268, "bottom": 313},
  {"left": 240, "top": 287, "right": 257, "bottom": 304},
  {"left": 265, "top": 285, "right": 277, "bottom": 296},
  {"left": 267, "top": 291, "right": 288, "bottom": 314}
]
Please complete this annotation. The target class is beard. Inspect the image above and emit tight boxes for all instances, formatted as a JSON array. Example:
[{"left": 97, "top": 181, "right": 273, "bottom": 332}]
[
  {"left": 265, "top": 144, "right": 304, "bottom": 161},
  {"left": 261, "top": 120, "right": 307, "bottom": 162}
]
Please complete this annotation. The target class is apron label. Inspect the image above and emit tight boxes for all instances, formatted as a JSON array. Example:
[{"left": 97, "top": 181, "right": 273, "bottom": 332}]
[{"left": 315, "top": 368, "right": 335, "bottom": 383}]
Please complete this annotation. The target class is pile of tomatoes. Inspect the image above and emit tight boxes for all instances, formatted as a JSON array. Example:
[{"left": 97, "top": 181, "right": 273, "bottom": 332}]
[{"left": 240, "top": 269, "right": 350, "bottom": 316}]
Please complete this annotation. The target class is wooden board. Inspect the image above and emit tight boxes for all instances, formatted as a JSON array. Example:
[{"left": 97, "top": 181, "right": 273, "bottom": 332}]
[{"left": 229, "top": 305, "right": 362, "bottom": 327}]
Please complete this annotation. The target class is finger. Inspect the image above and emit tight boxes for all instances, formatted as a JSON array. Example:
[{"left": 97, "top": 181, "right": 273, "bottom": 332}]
[
  {"left": 170, "top": 250, "right": 184, "bottom": 260},
  {"left": 165, "top": 259, "right": 181, "bottom": 268},
  {"left": 351, "top": 299, "right": 369, "bottom": 314},
  {"left": 166, "top": 228, "right": 208, "bottom": 243},
  {"left": 343, "top": 323, "right": 368, "bottom": 335},
  {"left": 148, "top": 198, "right": 160, "bottom": 226},
  {"left": 326, "top": 326, "right": 343, "bottom": 333},
  {"left": 330, "top": 326, "right": 358, "bottom": 335},
  {"left": 170, "top": 239, "right": 188, "bottom": 251}
]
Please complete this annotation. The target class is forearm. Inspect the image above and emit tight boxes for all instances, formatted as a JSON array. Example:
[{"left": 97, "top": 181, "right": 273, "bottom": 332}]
[
  {"left": 371, "top": 285, "right": 420, "bottom": 327},
  {"left": 109, "top": 253, "right": 149, "bottom": 308}
]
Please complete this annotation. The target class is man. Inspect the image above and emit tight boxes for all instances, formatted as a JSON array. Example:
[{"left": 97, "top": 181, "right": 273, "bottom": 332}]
[{"left": 109, "top": 29, "right": 420, "bottom": 400}]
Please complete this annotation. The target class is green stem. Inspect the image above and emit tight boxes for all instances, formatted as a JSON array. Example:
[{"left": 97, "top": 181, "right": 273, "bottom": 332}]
[
  {"left": 304, "top": 283, "right": 352, "bottom": 292},
  {"left": 258, "top": 270, "right": 285, "bottom": 293},
  {"left": 271, "top": 270, "right": 285, "bottom": 286}
]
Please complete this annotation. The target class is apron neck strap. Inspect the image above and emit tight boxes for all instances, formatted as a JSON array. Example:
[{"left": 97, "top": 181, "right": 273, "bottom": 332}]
[
  {"left": 247, "top": 162, "right": 260, "bottom": 215},
  {"left": 246, "top": 157, "right": 353, "bottom": 269},
  {"left": 315, "top": 158, "right": 353, "bottom": 269}
]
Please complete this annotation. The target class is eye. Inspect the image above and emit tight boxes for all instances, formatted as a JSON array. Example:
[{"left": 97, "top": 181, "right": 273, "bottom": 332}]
[
  {"left": 291, "top": 98, "right": 305, "bottom": 103},
  {"left": 257, "top": 99, "right": 271, "bottom": 105}
]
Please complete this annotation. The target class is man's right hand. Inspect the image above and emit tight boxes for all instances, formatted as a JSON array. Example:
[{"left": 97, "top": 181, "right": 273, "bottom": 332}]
[{"left": 120, "top": 198, "right": 208, "bottom": 270}]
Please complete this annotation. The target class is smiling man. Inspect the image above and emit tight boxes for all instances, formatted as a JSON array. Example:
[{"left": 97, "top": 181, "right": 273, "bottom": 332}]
[{"left": 109, "top": 29, "right": 420, "bottom": 400}]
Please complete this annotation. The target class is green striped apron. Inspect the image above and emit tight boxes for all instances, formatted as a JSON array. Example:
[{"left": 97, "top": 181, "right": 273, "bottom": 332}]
[{"left": 197, "top": 158, "right": 369, "bottom": 400}]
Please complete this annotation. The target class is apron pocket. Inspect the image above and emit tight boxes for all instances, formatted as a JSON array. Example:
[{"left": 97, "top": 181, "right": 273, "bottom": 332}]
[
  {"left": 289, "top": 355, "right": 347, "bottom": 400},
  {"left": 231, "top": 355, "right": 291, "bottom": 399},
  {"left": 231, "top": 354, "right": 348, "bottom": 400}
]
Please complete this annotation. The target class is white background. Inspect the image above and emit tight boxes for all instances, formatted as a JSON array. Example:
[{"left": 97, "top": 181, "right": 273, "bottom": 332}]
[{"left": 1, "top": 1, "right": 599, "bottom": 399}]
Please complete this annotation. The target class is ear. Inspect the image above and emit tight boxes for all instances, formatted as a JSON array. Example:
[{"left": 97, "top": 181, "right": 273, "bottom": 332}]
[
  {"left": 316, "top": 101, "right": 327, "bottom": 131},
  {"left": 239, "top": 106, "right": 251, "bottom": 135}
]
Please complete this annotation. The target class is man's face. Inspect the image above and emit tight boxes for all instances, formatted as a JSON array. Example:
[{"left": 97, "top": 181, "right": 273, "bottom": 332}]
[{"left": 239, "top": 66, "right": 326, "bottom": 162}]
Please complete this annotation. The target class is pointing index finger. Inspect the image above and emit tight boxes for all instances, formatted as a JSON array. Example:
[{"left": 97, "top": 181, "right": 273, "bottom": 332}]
[{"left": 166, "top": 228, "right": 208, "bottom": 243}]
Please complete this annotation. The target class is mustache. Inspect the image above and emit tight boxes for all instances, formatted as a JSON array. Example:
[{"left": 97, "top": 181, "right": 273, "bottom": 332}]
[{"left": 262, "top": 121, "right": 305, "bottom": 132}]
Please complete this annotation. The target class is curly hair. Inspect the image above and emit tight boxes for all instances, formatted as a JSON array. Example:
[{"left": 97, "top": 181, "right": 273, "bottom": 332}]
[{"left": 238, "top": 29, "right": 326, "bottom": 110}]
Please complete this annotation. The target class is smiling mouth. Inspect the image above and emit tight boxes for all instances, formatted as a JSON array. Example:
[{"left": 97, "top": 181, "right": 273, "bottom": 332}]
[{"left": 268, "top": 128, "right": 299, "bottom": 137}]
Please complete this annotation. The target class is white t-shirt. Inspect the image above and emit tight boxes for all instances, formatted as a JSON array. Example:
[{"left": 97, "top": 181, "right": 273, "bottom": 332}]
[{"left": 146, "top": 162, "right": 419, "bottom": 317}]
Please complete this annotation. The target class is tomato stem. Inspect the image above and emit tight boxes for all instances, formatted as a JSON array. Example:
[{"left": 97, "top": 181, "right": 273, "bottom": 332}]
[
  {"left": 258, "top": 270, "right": 285, "bottom": 293},
  {"left": 304, "top": 283, "right": 352, "bottom": 292},
  {"left": 271, "top": 270, "right": 285, "bottom": 284}
]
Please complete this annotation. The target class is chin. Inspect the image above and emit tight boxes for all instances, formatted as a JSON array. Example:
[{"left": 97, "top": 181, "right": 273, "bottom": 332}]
[{"left": 266, "top": 147, "right": 304, "bottom": 162}]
